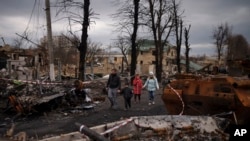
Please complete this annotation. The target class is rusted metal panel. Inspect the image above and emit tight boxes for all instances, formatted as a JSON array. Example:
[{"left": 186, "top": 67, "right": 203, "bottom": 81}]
[
  {"left": 162, "top": 74, "right": 250, "bottom": 125},
  {"left": 234, "top": 89, "right": 250, "bottom": 107}
]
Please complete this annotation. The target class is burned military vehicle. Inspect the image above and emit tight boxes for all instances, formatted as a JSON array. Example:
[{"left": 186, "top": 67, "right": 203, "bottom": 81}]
[
  {"left": 162, "top": 74, "right": 250, "bottom": 125},
  {"left": 0, "top": 78, "right": 70, "bottom": 116}
]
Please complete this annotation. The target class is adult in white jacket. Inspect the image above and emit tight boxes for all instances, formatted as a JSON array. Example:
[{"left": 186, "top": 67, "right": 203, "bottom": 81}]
[{"left": 143, "top": 71, "right": 159, "bottom": 105}]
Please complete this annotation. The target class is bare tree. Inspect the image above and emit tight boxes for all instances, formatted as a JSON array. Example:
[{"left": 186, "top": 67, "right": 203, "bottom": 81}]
[
  {"left": 39, "top": 34, "right": 76, "bottom": 67},
  {"left": 12, "top": 37, "right": 23, "bottom": 49},
  {"left": 172, "top": 0, "right": 183, "bottom": 74},
  {"left": 212, "top": 23, "right": 231, "bottom": 64},
  {"left": 112, "top": 0, "right": 140, "bottom": 78},
  {"left": 131, "top": 0, "right": 140, "bottom": 77},
  {"left": 184, "top": 25, "right": 191, "bottom": 73},
  {"left": 85, "top": 40, "right": 103, "bottom": 64},
  {"left": 56, "top": 0, "right": 94, "bottom": 80},
  {"left": 79, "top": 0, "right": 90, "bottom": 80},
  {"left": 227, "top": 34, "right": 249, "bottom": 60},
  {"left": 113, "top": 36, "right": 130, "bottom": 73},
  {"left": 85, "top": 40, "right": 103, "bottom": 76},
  {"left": 142, "top": 0, "right": 174, "bottom": 81},
  {"left": 60, "top": 34, "right": 103, "bottom": 75}
]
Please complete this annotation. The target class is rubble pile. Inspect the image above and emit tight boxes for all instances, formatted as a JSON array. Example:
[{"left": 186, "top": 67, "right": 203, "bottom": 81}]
[
  {"left": 0, "top": 79, "right": 69, "bottom": 114},
  {"left": 108, "top": 115, "right": 230, "bottom": 141},
  {"left": 40, "top": 115, "right": 230, "bottom": 141},
  {"left": 84, "top": 80, "right": 107, "bottom": 101},
  {"left": 0, "top": 78, "right": 108, "bottom": 116}
]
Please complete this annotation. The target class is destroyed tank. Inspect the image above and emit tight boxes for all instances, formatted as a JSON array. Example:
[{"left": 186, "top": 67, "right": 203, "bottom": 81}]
[
  {"left": 162, "top": 74, "right": 250, "bottom": 125},
  {"left": 227, "top": 58, "right": 250, "bottom": 77},
  {"left": 0, "top": 78, "right": 69, "bottom": 115}
]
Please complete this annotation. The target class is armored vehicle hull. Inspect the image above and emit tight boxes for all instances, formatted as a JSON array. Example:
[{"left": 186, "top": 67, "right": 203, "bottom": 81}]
[{"left": 162, "top": 75, "right": 250, "bottom": 125}]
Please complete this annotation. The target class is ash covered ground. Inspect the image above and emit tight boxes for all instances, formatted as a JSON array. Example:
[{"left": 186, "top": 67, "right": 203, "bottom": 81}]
[{"left": 0, "top": 79, "right": 167, "bottom": 140}]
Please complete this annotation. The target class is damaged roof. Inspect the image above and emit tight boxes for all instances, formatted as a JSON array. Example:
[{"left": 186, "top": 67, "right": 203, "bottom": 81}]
[{"left": 180, "top": 59, "right": 203, "bottom": 71}]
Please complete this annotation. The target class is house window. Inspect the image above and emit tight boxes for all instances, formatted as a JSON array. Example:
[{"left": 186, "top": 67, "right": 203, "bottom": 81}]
[
  {"left": 13, "top": 54, "right": 18, "bottom": 60},
  {"left": 152, "top": 50, "right": 156, "bottom": 56},
  {"left": 171, "top": 51, "right": 174, "bottom": 57},
  {"left": 38, "top": 53, "right": 42, "bottom": 63},
  {"left": 11, "top": 65, "right": 15, "bottom": 69},
  {"left": 141, "top": 51, "right": 143, "bottom": 55},
  {"left": 152, "top": 61, "right": 156, "bottom": 64},
  {"left": 114, "top": 57, "right": 117, "bottom": 61},
  {"left": 140, "top": 61, "right": 143, "bottom": 64}
]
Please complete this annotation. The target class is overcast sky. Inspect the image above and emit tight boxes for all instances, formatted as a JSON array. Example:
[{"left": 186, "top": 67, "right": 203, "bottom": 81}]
[{"left": 0, "top": 0, "right": 250, "bottom": 56}]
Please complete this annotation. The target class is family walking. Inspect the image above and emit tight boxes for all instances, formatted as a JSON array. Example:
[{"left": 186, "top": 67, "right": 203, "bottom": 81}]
[{"left": 107, "top": 69, "right": 159, "bottom": 110}]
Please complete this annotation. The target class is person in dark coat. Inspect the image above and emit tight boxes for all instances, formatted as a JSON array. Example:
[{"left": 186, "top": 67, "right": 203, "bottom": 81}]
[
  {"left": 120, "top": 82, "right": 133, "bottom": 110},
  {"left": 106, "top": 68, "right": 121, "bottom": 109}
]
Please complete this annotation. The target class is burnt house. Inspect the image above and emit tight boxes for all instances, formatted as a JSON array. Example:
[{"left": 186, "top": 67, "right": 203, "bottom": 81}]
[
  {"left": 0, "top": 44, "right": 48, "bottom": 80},
  {"left": 128, "top": 39, "right": 177, "bottom": 75}
]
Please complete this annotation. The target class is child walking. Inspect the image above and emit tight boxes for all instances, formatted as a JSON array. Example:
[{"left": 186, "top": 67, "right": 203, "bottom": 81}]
[
  {"left": 143, "top": 71, "right": 159, "bottom": 105},
  {"left": 133, "top": 73, "right": 143, "bottom": 103},
  {"left": 120, "top": 82, "right": 133, "bottom": 110}
]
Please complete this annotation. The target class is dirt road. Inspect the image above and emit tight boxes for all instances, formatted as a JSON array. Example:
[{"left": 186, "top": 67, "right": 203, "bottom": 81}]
[{"left": 0, "top": 89, "right": 168, "bottom": 139}]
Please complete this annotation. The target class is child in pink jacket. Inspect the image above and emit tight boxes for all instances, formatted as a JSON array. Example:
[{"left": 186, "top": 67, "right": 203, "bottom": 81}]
[{"left": 133, "top": 74, "right": 143, "bottom": 103}]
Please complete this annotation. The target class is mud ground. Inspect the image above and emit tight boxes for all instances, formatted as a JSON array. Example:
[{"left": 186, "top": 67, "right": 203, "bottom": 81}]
[{"left": 0, "top": 89, "right": 167, "bottom": 140}]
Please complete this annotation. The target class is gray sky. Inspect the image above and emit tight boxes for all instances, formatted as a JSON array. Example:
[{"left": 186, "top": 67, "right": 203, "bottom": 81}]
[{"left": 0, "top": 0, "right": 250, "bottom": 56}]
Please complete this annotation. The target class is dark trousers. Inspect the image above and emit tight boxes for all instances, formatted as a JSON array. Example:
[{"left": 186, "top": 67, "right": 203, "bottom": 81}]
[
  {"left": 108, "top": 88, "right": 118, "bottom": 108},
  {"left": 148, "top": 91, "right": 155, "bottom": 102},
  {"left": 134, "top": 94, "right": 141, "bottom": 102},
  {"left": 124, "top": 97, "right": 131, "bottom": 109}
]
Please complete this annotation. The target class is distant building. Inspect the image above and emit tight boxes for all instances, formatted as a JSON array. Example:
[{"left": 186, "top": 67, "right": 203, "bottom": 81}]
[
  {"left": 180, "top": 59, "right": 203, "bottom": 73},
  {"left": 128, "top": 39, "right": 177, "bottom": 75},
  {"left": 0, "top": 45, "right": 47, "bottom": 80},
  {"left": 85, "top": 51, "right": 126, "bottom": 75}
]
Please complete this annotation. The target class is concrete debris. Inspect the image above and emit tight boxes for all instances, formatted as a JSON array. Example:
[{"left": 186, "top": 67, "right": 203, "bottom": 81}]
[{"left": 39, "top": 115, "right": 230, "bottom": 141}]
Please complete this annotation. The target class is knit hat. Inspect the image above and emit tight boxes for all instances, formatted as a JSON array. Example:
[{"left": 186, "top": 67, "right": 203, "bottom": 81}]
[{"left": 149, "top": 71, "right": 154, "bottom": 75}]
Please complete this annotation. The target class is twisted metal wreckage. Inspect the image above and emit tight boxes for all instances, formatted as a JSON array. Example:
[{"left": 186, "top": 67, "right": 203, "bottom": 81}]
[
  {"left": 162, "top": 74, "right": 250, "bottom": 125},
  {"left": 0, "top": 78, "right": 101, "bottom": 117}
]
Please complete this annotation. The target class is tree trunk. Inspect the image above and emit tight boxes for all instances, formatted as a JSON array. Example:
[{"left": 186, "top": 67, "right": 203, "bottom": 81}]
[
  {"left": 79, "top": 0, "right": 90, "bottom": 80},
  {"left": 148, "top": 0, "right": 172, "bottom": 82},
  {"left": 121, "top": 57, "right": 124, "bottom": 73},
  {"left": 173, "top": 0, "right": 183, "bottom": 74},
  {"left": 130, "top": 0, "right": 140, "bottom": 79},
  {"left": 185, "top": 25, "right": 191, "bottom": 73},
  {"left": 172, "top": 0, "right": 183, "bottom": 73},
  {"left": 148, "top": 0, "right": 158, "bottom": 80},
  {"left": 213, "top": 23, "right": 231, "bottom": 65},
  {"left": 185, "top": 48, "right": 190, "bottom": 73},
  {"left": 155, "top": 41, "right": 160, "bottom": 82}
]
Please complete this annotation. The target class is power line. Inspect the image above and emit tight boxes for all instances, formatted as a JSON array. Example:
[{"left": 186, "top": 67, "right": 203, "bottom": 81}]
[{"left": 23, "top": 0, "right": 38, "bottom": 35}]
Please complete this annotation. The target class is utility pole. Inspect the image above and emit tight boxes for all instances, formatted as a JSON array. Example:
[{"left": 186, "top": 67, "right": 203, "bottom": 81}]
[{"left": 45, "top": 0, "right": 55, "bottom": 81}]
